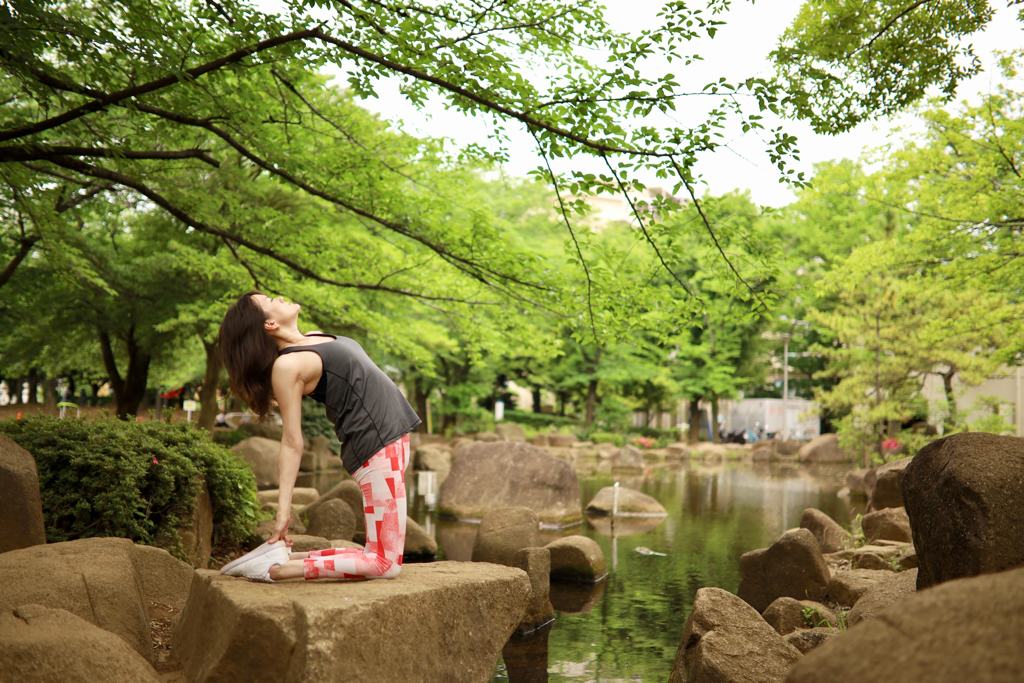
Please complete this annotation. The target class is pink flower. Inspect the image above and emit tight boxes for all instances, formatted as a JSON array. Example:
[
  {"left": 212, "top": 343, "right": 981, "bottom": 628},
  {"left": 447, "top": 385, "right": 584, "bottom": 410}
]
[{"left": 152, "top": 456, "right": 159, "bottom": 465}]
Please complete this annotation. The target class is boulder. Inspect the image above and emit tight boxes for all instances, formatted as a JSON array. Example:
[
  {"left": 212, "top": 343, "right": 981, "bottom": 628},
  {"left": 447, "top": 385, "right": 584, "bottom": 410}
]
[
  {"left": 848, "top": 568, "right": 917, "bottom": 626},
  {"left": 258, "top": 487, "right": 321, "bottom": 506},
  {"left": 174, "top": 563, "right": 531, "bottom": 682},
  {"left": 865, "top": 457, "right": 911, "bottom": 511},
  {"left": 901, "top": 432, "right": 1024, "bottom": 590},
  {"left": 474, "top": 431, "right": 500, "bottom": 442},
  {"left": 287, "top": 535, "right": 332, "bottom": 553},
  {"left": 0, "top": 604, "right": 160, "bottom": 682},
  {"left": 826, "top": 568, "right": 892, "bottom": 608},
  {"left": 548, "top": 433, "right": 578, "bottom": 448},
  {"left": 799, "top": 508, "right": 851, "bottom": 553},
  {"left": 0, "top": 434, "right": 46, "bottom": 553},
  {"left": 585, "top": 486, "right": 667, "bottom": 517},
  {"left": 850, "top": 551, "right": 895, "bottom": 571},
  {"left": 495, "top": 423, "right": 526, "bottom": 442},
  {"left": 439, "top": 441, "right": 581, "bottom": 526},
  {"left": 403, "top": 517, "right": 437, "bottom": 559},
  {"left": 230, "top": 437, "right": 280, "bottom": 488},
  {"left": 414, "top": 444, "right": 453, "bottom": 485},
  {"left": 511, "top": 547, "right": 555, "bottom": 631},
  {"left": 844, "top": 468, "right": 869, "bottom": 497},
  {"left": 753, "top": 440, "right": 802, "bottom": 462},
  {"left": 305, "top": 498, "right": 356, "bottom": 542},
  {"left": 614, "top": 445, "right": 644, "bottom": 469},
  {"left": 797, "top": 434, "right": 848, "bottom": 463},
  {"left": 861, "top": 506, "right": 912, "bottom": 543},
  {"left": 304, "top": 479, "right": 365, "bottom": 541},
  {"left": 545, "top": 535, "right": 607, "bottom": 583},
  {"left": 300, "top": 435, "right": 341, "bottom": 472},
  {"left": 238, "top": 420, "right": 282, "bottom": 441},
  {"left": 528, "top": 434, "right": 549, "bottom": 447},
  {"left": 0, "top": 537, "right": 195, "bottom": 663},
  {"left": 255, "top": 514, "right": 306, "bottom": 538},
  {"left": 164, "top": 478, "right": 213, "bottom": 568},
  {"left": 762, "top": 597, "right": 837, "bottom": 635},
  {"left": 785, "top": 566, "right": 1024, "bottom": 683},
  {"left": 738, "top": 529, "right": 831, "bottom": 612},
  {"left": 471, "top": 507, "right": 539, "bottom": 566},
  {"left": 784, "top": 627, "right": 840, "bottom": 654},
  {"left": 669, "top": 587, "right": 802, "bottom": 683}
]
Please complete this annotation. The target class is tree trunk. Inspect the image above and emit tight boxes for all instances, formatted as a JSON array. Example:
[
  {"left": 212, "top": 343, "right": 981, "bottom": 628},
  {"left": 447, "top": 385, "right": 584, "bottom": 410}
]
[
  {"left": 26, "top": 368, "right": 39, "bottom": 404},
  {"left": 198, "top": 339, "right": 222, "bottom": 431},
  {"left": 531, "top": 386, "right": 542, "bottom": 414},
  {"left": 584, "top": 377, "right": 598, "bottom": 427},
  {"left": 942, "top": 369, "right": 958, "bottom": 429},
  {"left": 411, "top": 374, "right": 429, "bottom": 433},
  {"left": 98, "top": 327, "right": 151, "bottom": 419},
  {"left": 688, "top": 398, "right": 703, "bottom": 444},
  {"left": 44, "top": 377, "right": 58, "bottom": 407},
  {"left": 710, "top": 396, "right": 720, "bottom": 443},
  {"left": 8, "top": 378, "right": 20, "bottom": 404}
]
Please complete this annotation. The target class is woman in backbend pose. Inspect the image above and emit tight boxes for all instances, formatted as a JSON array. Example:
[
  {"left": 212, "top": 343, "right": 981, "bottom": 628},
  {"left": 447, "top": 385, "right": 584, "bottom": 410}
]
[{"left": 216, "top": 291, "right": 421, "bottom": 582}]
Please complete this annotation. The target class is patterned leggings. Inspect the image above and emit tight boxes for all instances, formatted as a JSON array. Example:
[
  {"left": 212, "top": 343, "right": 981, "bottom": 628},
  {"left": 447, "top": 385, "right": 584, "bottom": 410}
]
[{"left": 303, "top": 433, "right": 409, "bottom": 580}]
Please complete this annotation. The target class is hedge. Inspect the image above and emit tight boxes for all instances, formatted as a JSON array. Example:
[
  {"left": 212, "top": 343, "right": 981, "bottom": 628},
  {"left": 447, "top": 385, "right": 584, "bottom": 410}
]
[{"left": 0, "top": 416, "right": 260, "bottom": 561}]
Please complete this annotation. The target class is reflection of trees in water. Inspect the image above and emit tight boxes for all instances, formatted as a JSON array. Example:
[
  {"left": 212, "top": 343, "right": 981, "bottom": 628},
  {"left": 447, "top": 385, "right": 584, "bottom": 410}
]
[{"left": 510, "top": 462, "right": 855, "bottom": 682}]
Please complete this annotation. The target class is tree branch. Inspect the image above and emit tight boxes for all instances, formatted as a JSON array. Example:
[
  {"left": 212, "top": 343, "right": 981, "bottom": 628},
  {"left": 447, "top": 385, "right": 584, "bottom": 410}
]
[
  {"left": 0, "top": 144, "right": 219, "bottom": 166},
  {"left": 0, "top": 29, "right": 321, "bottom": 142}
]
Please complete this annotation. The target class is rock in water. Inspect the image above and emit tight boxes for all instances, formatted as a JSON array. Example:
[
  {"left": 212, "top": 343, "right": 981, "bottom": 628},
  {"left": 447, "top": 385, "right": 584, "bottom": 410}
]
[
  {"left": 0, "top": 604, "right": 160, "bottom": 682},
  {"left": 173, "top": 563, "right": 531, "bottom": 682},
  {"left": 901, "top": 432, "right": 1024, "bottom": 590},
  {"left": 585, "top": 486, "right": 667, "bottom": 516},
  {"left": 545, "top": 535, "right": 607, "bottom": 583},
  {"left": 0, "top": 434, "right": 46, "bottom": 553},
  {"left": 669, "top": 587, "right": 801, "bottom": 683},
  {"left": 471, "top": 507, "right": 539, "bottom": 566},
  {"left": 738, "top": 529, "right": 831, "bottom": 612},
  {"left": 799, "top": 508, "right": 851, "bottom": 553},
  {"left": 439, "top": 441, "right": 581, "bottom": 526},
  {"left": 785, "top": 566, "right": 1024, "bottom": 683}
]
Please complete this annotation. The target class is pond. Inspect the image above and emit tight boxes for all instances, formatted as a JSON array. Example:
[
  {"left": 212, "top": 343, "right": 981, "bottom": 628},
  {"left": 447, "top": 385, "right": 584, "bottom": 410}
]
[{"left": 300, "top": 459, "right": 864, "bottom": 681}]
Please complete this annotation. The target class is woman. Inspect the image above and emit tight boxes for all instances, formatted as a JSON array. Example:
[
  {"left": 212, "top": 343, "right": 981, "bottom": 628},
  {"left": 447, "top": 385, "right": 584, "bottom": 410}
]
[{"left": 217, "top": 291, "right": 421, "bottom": 582}]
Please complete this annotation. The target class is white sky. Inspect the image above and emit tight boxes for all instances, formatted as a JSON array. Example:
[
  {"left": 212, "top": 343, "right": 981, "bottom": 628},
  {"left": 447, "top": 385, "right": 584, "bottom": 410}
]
[{"left": 266, "top": 0, "right": 1023, "bottom": 207}]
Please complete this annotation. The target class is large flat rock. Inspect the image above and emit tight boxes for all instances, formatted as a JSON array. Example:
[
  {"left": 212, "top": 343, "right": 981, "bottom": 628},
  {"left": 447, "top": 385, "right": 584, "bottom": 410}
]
[
  {"left": 439, "top": 441, "right": 581, "bottom": 526},
  {"left": 173, "top": 562, "right": 531, "bottom": 682}
]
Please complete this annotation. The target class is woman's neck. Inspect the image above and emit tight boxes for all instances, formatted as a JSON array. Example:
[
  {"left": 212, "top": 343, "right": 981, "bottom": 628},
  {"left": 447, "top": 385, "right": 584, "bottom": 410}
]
[{"left": 273, "top": 326, "right": 309, "bottom": 349}]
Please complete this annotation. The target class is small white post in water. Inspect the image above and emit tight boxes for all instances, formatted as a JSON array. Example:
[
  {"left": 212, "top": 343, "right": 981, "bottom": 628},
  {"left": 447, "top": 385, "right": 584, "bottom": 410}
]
[
  {"left": 418, "top": 470, "right": 438, "bottom": 509},
  {"left": 612, "top": 480, "right": 620, "bottom": 517}
]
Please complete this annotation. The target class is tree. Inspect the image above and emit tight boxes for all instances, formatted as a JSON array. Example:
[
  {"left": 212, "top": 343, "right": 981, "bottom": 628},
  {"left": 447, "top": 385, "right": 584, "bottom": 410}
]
[{"left": 774, "top": 0, "right": 1014, "bottom": 133}]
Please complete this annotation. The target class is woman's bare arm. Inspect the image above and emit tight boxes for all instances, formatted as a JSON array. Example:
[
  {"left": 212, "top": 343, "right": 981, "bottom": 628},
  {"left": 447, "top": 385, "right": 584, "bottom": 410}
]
[{"left": 268, "top": 356, "right": 306, "bottom": 543}]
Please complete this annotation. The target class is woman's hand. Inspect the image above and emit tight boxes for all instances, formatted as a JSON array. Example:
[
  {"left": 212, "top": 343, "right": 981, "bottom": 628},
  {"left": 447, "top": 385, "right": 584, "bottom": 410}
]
[{"left": 267, "top": 510, "right": 294, "bottom": 547}]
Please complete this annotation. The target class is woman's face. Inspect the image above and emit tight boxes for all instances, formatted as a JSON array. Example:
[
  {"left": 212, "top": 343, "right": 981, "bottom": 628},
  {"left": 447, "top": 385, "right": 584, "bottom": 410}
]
[{"left": 251, "top": 293, "right": 300, "bottom": 331}]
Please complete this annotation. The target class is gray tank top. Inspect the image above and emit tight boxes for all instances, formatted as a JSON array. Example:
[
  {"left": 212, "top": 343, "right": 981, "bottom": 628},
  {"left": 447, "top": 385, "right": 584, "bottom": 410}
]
[{"left": 277, "top": 333, "right": 421, "bottom": 473}]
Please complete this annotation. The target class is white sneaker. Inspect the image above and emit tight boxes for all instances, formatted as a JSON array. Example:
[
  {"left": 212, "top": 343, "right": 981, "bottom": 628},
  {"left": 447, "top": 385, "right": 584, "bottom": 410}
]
[
  {"left": 237, "top": 544, "right": 291, "bottom": 583},
  {"left": 221, "top": 540, "right": 288, "bottom": 578}
]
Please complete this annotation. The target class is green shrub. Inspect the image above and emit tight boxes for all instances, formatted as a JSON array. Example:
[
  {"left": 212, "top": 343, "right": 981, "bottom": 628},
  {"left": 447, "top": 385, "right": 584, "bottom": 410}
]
[
  {"left": 586, "top": 431, "right": 626, "bottom": 446},
  {"left": 211, "top": 428, "right": 247, "bottom": 448},
  {"left": 503, "top": 409, "right": 577, "bottom": 430},
  {"left": 0, "top": 416, "right": 260, "bottom": 561}
]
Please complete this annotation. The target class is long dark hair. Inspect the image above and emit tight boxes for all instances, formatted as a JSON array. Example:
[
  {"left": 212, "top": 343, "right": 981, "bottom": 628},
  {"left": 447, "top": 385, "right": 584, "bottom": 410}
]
[{"left": 218, "top": 290, "right": 278, "bottom": 417}]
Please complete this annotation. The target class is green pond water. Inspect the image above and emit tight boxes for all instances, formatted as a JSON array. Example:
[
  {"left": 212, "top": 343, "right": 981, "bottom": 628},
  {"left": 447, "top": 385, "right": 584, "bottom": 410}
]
[{"left": 300, "top": 459, "right": 864, "bottom": 682}]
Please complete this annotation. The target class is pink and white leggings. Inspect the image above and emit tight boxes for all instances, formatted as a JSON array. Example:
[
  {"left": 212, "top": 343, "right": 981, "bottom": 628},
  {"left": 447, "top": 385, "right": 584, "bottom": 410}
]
[{"left": 303, "top": 433, "right": 409, "bottom": 580}]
